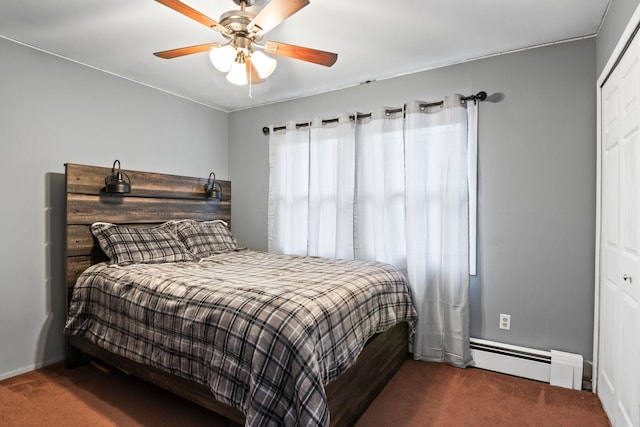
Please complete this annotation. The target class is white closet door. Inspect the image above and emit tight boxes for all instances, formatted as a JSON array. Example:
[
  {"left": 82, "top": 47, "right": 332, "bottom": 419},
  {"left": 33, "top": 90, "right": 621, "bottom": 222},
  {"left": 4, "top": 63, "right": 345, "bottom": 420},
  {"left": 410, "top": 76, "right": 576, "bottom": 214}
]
[{"left": 599, "top": 28, "right": 640, "bottom": 427}]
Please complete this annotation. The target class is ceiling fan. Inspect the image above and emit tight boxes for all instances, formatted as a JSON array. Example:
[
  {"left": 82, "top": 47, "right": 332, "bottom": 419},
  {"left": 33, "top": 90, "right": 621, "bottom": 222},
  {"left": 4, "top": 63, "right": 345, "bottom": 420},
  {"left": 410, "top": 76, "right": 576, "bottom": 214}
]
[{"left": 153, "top": 0, "right": 338, "bottom": 85}]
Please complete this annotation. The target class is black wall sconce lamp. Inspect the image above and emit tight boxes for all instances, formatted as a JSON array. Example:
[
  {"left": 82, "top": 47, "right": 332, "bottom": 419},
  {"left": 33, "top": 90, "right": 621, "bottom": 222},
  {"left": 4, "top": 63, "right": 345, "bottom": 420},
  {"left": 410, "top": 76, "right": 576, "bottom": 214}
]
[
  {"left": 102, "top": 160, "right": 131, "bottom": 194},
  {"left": 204, "top": 172, "right": 222, "bottom": 199}
]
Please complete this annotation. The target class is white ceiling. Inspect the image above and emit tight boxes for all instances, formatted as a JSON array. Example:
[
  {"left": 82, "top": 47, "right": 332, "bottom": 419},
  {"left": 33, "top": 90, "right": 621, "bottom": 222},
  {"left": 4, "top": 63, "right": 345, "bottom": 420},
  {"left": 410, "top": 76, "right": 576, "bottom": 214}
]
[{"left": 0, "top": 0, "right": 610, "bottom": 112}]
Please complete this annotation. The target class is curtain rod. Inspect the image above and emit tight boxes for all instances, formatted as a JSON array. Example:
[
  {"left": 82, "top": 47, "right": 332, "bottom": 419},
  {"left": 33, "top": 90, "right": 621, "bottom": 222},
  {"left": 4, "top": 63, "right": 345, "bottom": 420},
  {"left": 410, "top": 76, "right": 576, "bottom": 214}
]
[{"left": 262, "top": 91, "right": 487, "bottom": 135}]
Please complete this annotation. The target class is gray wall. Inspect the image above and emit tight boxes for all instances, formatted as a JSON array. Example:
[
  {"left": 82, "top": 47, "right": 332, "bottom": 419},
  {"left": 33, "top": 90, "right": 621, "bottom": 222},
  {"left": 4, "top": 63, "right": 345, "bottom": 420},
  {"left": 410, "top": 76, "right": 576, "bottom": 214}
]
[
  {"left": 4, "top": 3, "right": 626, "bottom": 379},
  {"left": 0, "top": 37, "right": 228, "bottom": 380},
  {"left": 229, "top": 39, "right": 597, "bottom": 360},
  {"left": 597, "top": 0, "right": 640, "bottom": 76}
]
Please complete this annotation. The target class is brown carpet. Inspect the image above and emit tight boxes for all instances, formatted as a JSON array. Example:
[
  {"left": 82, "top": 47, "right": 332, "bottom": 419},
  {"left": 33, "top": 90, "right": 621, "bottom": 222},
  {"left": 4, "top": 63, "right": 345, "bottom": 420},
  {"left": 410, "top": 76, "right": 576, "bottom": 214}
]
[
  {"left": 0, "top": 360, "right": 609, "bottom": 426},
  {"left": 356, "top": 360, "right": 610, "bottom": 427}
]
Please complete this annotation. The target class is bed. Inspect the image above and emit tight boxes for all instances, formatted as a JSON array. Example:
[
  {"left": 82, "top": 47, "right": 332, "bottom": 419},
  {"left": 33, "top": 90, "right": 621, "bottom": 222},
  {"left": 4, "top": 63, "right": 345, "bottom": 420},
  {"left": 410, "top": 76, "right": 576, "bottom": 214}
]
[{"left": 63, "top": 163, "right": 416, "bottom": 426}]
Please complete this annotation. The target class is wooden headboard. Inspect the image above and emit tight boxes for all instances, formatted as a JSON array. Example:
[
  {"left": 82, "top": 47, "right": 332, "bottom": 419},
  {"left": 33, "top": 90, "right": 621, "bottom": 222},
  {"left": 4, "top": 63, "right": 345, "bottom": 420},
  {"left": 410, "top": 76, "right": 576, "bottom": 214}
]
[{"left": 64, "top": 162, "right": 231, "bottom": 306}]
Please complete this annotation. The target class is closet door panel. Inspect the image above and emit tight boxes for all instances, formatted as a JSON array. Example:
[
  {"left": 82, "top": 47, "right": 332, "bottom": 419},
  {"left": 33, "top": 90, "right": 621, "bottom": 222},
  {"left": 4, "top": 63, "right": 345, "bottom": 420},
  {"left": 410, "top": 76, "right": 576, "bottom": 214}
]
[
  {"left": 619, "top": 296, "right": 639, "bottom": 427},
  {"left": 599, "top": 67, "right": 622, "bottom": 422},
  {"left": 600, "top": 28, "right": 640, "bottom": 427},
  {"left": 618, "top": 38, "right": 640, "bottom": 427},
  {"left": 620, "top": 127, "right": 640, "bottom": 303},
  {"left": 599, "top": 278, "right": 618, "bottom": 414}
]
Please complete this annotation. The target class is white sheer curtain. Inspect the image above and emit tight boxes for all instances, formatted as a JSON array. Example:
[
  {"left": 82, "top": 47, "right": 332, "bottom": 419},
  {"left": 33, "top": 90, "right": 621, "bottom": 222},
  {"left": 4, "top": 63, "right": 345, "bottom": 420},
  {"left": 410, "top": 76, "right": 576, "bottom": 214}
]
[
  {"left": 308, "top": 114, "right": 356, "bottom": 259},
  {"left": 355, "top": 107, "right": 407, "bottom": 269},
  {"left": 267, "top": 121, "right": 309, "bottom": 255},
  {"left": 267, "top": 95, "right": 476, "bottom": 366},
  {"left": 404, "top": 96, "right": 473, "bottom": 367}
]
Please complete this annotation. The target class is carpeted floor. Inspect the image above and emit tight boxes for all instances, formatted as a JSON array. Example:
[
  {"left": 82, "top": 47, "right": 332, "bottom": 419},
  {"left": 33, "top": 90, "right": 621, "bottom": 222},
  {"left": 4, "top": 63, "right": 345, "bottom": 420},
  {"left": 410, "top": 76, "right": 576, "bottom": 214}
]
[
  {"left": 0, "top": 360, "right": 610, "bottom": 426},
  {"left": 356, "top": 361, "right": 610, "bottom": 427}
]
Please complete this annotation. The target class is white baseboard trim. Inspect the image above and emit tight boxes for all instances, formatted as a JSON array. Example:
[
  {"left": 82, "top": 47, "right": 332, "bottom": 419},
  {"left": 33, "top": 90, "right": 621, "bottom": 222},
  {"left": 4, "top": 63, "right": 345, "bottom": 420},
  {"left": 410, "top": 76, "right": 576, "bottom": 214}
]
[{"left": 0, "top": 356, "right": 65, "bottom": 381}]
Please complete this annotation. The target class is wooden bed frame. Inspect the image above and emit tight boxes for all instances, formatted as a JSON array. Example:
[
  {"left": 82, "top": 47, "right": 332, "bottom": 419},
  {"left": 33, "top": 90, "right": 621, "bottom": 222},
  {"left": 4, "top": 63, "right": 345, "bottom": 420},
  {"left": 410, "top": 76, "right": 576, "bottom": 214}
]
[{"left": 64, "top": 162, "right": 409, "bottom": 426}]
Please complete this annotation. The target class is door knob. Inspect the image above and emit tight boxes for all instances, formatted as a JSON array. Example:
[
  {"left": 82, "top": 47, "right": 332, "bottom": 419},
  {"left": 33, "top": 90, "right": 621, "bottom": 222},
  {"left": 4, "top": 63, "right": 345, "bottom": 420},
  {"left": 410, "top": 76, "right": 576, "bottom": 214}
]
[{"left": 623, "top": 274, "right": 632, "bottom": 283}]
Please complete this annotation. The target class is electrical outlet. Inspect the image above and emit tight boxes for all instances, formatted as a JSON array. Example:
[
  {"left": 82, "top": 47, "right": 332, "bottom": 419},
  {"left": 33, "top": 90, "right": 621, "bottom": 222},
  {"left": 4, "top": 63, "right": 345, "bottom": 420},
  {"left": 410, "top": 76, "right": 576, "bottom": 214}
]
[{"left": 499, "top": 313, "right": 511, "bottom": 330}]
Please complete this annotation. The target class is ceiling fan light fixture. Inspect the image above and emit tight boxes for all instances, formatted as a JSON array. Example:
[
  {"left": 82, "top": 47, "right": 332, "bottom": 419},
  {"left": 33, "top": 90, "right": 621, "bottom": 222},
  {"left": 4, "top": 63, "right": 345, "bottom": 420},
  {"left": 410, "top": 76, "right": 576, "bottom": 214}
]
[
  {"left": 227, "top": 59, "right": 248, "bottom": 85},
  {"left": 154, "top": 0, "right": 338, "bottom": 87},
  {"left": 250, "top": 50, "right": 277, "bottom": 78},
  {"left": 210, "top": 45, "right": 237, "bottom": 72}
]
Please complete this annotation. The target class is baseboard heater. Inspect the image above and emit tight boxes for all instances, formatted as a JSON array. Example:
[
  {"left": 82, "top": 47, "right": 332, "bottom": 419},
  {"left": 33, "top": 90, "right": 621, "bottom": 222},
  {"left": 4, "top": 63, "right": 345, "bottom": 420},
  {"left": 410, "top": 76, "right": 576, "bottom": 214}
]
[{"left": 470, "top": 338, "right": 584, "bottom": 390}]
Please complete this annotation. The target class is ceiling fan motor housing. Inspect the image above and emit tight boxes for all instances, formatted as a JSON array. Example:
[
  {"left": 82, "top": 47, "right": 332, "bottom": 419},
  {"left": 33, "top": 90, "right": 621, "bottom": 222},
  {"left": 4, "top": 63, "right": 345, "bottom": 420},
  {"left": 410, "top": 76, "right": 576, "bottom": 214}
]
[{"left": 219, "top": 9, "right": 259, "bottom": 42}]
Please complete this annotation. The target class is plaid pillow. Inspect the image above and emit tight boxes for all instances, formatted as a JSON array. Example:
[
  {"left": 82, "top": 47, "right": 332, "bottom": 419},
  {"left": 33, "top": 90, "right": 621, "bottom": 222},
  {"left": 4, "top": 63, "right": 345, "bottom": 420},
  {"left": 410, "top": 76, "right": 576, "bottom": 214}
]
[
  {"left": 91, "top": 222, "right": 196, "bottom": 266},
  {"left": 175, "top": 219, "right": 238, "bottom": 257}
]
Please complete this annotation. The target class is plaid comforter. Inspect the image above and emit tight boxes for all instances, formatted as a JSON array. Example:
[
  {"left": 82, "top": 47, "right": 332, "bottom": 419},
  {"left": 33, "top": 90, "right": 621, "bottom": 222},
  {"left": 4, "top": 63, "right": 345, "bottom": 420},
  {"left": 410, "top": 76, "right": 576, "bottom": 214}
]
[{"left": 64, "top": 250, "right": 416, "bottom": 426}]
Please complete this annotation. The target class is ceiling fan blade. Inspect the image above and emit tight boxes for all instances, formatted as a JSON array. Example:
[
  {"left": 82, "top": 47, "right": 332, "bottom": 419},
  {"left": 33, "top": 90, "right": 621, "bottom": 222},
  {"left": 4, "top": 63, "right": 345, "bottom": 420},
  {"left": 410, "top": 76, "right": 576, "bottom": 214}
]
[
  {"left": 247, "top": 0, "right": 310, "bottom": 36},
  {"left": 154, "top": 0, "right": 223, "bottom": 30},
  {"left": 264, "top": 41, "right": 337, "bottom": 67},
  {"left": 154, "top": 42, "right": 222, "bottom": 59}
]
